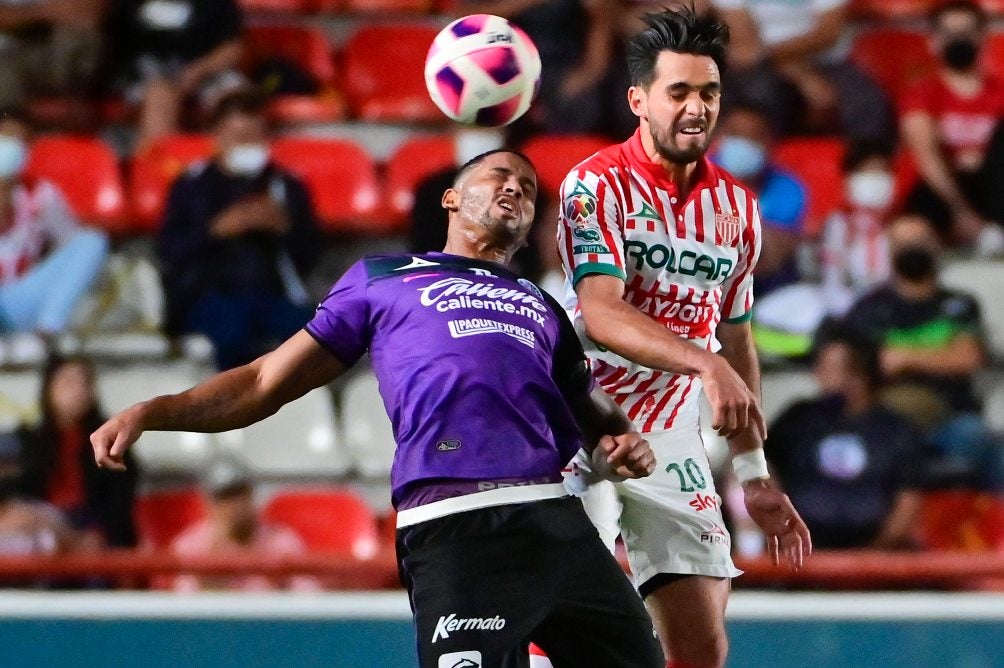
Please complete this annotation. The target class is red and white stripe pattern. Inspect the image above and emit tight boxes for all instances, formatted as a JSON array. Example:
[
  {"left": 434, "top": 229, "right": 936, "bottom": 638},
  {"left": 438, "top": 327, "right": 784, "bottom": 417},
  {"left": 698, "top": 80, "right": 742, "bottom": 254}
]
[{"left": 556, "top": 131, "right": 762, "bottom": 433}]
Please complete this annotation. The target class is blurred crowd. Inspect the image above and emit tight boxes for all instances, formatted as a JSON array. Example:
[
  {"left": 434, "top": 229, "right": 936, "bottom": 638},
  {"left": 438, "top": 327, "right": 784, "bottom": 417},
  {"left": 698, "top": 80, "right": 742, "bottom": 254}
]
[{"left": 0, "top": 0, "right": 1001, "bottom": 590}]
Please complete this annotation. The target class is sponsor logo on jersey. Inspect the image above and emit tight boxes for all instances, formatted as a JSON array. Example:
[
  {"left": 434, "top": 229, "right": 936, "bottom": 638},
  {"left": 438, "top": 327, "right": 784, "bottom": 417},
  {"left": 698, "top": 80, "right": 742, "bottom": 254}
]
[
  {"left": 623, "top": 240, "right": 734, "bottom": 281},
  {"left": 438, "top": 651, "right": 483, "bottom": 668},
  {"left": 565, "top": 180, "right": 597, "bottom": 225},
  {"left": 715, "top": 212, "right": 741, "bottom": 246},
  {"left": 572, "top": 227, "right": 601, "bottom": 242},
  {"left": 573, "top": 244, "right": 610, "bottom": 254},
  {"left": 690, "top": 493, "right": 720, "bottom": 512},
  {"left": 436, "top": 440, "right": 462, "bottom": 452},
  {"left": 448, "top": 318, "right": 536, "bottom": 348},
  {"left": 395, "top": 257, "right": 440, "bottom": 271},
  {"left": 418, "top": 277, "right": 548, "bottom": 325},
  {"left": 700, "top": 523, "right": 729, "bottom": 546},
  {"left": 433, "top": 615, "right": 507, "bottom": 643}
]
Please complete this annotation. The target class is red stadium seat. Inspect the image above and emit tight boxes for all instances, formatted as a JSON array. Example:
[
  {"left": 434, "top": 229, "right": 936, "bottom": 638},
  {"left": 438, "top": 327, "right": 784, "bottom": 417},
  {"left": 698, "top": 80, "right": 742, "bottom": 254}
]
[
  {"left": 128, "top": 134, "right": 215, "bottom": 232},
  {"left": 135, "top": 489, "right": 208, "bottom": 550},
  {"left": 774, "top": 137, "right": 845, "bottom": 237},
  {"left": 270, "top": 137, "right": 386, "bottom": 232},
  {"left": 238, "top": 0, "right": 311, "bottom": 13},
  {"left": 520, "top": 135, "right": 609, "bottom": 197},
  {"left": 849, "top": 0, "right": 934, "bottom": 19},
  {"left": 343, "top": 0, "right": 432, "bottom": 12},
  {"left": 384, "top": 134, "right": 455, "bottom": 219},
  {"left": 245, "top": 25, "right": 347, "bottom": 124},
  {"left": 852, "top": 30, "right": 936, "bottom": 104},
  {"left": 263, "top": 489, "right": 380, "bottom": 558},
  {"left": 917, "top": 491, "right": 1004, "bottom": 552},
  {"left": 24, "top": 135, "right": 128, "bottom": 233},
  {"left": 342, "top": 24, "right": 443, "bottom": 123}
]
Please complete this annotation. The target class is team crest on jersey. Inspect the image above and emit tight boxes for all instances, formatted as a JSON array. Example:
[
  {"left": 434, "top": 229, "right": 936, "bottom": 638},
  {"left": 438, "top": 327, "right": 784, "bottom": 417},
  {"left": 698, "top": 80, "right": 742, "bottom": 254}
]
[
  {"left": 715, "top": 212, "right": 741, "bottom": 246},
  {"left": 565, "top": 180, "right": 597, "bottom": 225}
]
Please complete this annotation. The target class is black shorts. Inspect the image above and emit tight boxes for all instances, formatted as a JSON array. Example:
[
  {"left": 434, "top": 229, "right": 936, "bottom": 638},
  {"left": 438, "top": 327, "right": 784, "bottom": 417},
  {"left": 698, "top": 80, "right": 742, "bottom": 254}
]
[{"left": 396, "top": 496, "right": 664, "bottom": 668}]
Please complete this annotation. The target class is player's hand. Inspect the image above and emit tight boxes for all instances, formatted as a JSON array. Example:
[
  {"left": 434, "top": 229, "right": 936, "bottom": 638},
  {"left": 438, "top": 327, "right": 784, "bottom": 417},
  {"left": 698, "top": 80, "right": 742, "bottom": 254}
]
[
  {"left": 90, "top": 406, "right": 145, "bottom": 472},
  {"left": 699, "top": 354, "right": 766, "bottom": 441},
  {"left": 595, "top": 432, "right": 656, "bottom": 480},
  {"left": 743, "top": 479, "right": 812, "bottom": 570}
]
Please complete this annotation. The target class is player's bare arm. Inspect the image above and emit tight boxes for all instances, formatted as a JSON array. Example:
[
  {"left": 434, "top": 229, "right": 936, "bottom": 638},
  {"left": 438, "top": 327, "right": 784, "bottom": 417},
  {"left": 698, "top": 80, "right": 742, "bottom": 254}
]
[
  {"left": 567, "top": 384, "right": 657, "bottom": 479},
  {"left": 576, "top": 273, "right": 764, "bottom": 439},
  {"left": 91, "top": 330, "right": 346, "bottom": 471}
]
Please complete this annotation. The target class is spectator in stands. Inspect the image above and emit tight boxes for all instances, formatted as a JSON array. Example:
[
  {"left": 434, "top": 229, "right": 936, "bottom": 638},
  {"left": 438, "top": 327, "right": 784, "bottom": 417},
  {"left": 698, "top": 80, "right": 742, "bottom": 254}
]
[
  {"left": 711, "top": 0, "right": 893, "bottom": 142},
  {"left": 0, "top": 0, "right": 103, "bottom": 117},
  {"left": 901, "top": 0, "right": 1004, "bottom": 254},
  {"left": 171, "top": 456, "right": 319, "bottom": 592},
  {"left": 19, "top": 355, "right": 138, "bottom": 548},
  {"left": 712, "top": 103, "right": 807, "bottom": 295},
  {"left": 763, "top": 327, "right": 925, "bottom": 549},
  {"left": 158, "top": 90, "right": 322, "bottom": 370},
  {"left": 409, "top": 127, "right": 544, "bottom": 281},
  {"left": 0, "top": 430, "right": 82, "bottom": 559},
  {"left": 0, "top": 110, "right": 109, "bottom": 340},
  {"left": 843, "top": 215, "right": 1002, "bottom": 490},
  {"left": 817, "top": 139, "right": 896, "bottom": 315},
  {"left": 457, "top": 0, "right": 615, "bottom": 137},
  {"left": 104, "top": 0, "right": 246, "bottom": 149}
]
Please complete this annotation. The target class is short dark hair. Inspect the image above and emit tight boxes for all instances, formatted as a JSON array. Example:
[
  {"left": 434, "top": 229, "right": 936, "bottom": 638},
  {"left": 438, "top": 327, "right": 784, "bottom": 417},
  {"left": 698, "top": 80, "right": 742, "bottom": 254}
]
[
  {"left": 210, "top": 88, "right": 268, "bottom": 128},
  {"left": 930, "top": 0, "right": 987, "bottom": 29},
  {"left": 626, "top": 6, "right": 730, "bottom": 87},
  {"left": 813, "top": 322, "right": 882, "bottom": 389},
  {"left": 841, "top": 138, "right": 895, "bottom": 173},
  {"left": 453, "top": 149, "right": 535, "bottom": 187}
]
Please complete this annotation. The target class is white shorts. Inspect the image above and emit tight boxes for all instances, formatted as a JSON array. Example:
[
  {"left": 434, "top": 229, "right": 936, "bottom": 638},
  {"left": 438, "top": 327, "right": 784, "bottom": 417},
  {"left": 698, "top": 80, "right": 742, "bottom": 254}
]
[{"left": 566, "top": 426, "right": 742, "bottom": 590}]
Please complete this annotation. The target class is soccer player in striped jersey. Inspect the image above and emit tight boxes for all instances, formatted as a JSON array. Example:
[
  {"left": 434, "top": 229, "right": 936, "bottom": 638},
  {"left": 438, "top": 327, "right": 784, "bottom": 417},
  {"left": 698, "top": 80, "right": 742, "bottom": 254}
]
[{"left": 556, "top": 8, "right": 811, "bottom": 668}]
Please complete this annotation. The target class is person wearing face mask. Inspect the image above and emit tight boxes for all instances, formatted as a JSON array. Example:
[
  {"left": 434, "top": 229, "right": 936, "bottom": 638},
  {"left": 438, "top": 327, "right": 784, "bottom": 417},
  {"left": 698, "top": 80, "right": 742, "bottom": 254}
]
[
  {"left": 843, "top": 215, "right": 1002, "bottom": 490},
  {"left": 760, "top": 326, "right": 926, "bottom": 549},
  {"left": 157, "top": 90, "right": 322, "bottom": 370},
  {"left": 713, "top": 103, "right": 808, "bottom": 296},
  {"left": 901, "top": 0, "right": 1004, "bottom": 255},
  {"left": 0, "top": 110, "right": 109, "bottom": 341}
]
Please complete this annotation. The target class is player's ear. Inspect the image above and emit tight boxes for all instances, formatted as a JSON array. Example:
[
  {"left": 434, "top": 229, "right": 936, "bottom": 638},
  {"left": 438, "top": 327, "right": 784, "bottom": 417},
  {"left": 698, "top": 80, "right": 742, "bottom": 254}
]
[
  {"left": 628, "top": 86, "right": 646, "bottom": 119},
  {"left": 442, "top": 187, "right": 460, "bottom": 212}
]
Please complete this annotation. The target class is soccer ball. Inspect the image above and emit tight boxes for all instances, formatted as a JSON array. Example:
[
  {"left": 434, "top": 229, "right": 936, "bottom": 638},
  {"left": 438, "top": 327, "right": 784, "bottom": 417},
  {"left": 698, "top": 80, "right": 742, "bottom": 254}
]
[{"left": 424, "top": 14, "right": 542, "bottom": 127}]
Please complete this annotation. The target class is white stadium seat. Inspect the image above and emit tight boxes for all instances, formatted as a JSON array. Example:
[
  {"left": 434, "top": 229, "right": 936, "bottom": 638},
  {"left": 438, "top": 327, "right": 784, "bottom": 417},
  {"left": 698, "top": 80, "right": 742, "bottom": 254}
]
[
  {"left": 341, "top": 371, "right": 396, "bottom": 478},
  {"left": 941, "top": 260, "right": 1004, "bottom": 359},
  {"left": 760, "top": 369, "right": 818, "bottom": 425},
  {"left": 222, "top": 387, "right": 350, "bottom": 477}
]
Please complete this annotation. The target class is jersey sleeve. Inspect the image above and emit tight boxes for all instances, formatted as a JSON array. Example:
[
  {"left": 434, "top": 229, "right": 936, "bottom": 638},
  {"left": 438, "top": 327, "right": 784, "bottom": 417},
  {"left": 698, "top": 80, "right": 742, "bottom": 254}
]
[
  {"left": 720, "top": 195, "right": 763, "bottom": 323},
  {"left": 304, "top": 259, "right": 372, "bottom": 367},
  {"left": 557, "top": 169, "right": 626, "bottom": 287}
]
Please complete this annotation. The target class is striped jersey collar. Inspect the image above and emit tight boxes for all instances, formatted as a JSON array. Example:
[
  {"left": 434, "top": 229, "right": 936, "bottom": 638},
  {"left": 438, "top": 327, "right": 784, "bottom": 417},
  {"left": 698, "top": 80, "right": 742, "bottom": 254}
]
[{"left": 622, "top": 128, "right": 720, "bottom": 197}]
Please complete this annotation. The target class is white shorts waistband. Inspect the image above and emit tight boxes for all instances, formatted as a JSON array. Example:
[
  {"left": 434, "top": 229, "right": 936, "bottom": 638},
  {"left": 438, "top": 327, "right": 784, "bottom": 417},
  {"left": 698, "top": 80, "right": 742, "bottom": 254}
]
[{"left": 395, "top": 483, "right": 568, "bottom": 528}]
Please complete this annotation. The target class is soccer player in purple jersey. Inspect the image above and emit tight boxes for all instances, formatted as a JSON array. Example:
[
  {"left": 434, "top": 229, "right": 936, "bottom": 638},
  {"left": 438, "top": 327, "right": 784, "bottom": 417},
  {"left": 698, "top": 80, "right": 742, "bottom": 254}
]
[{"left": 91, "top": 150, "right": 665, "bottom": 668}]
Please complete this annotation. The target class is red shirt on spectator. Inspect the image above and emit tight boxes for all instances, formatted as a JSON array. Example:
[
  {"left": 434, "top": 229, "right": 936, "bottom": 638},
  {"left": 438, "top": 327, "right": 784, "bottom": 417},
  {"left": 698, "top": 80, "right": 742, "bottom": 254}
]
[{"left": 901, "top": 73, "right": 1004, "bottom": 172}]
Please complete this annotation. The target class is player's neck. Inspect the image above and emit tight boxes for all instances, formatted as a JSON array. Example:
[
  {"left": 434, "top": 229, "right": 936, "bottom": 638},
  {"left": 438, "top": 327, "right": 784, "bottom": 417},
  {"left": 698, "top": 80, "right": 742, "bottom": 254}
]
[
  {"left": 443, "top": 224, "right": 514, "bottom": 266},
  {"left": 639, "top": 125, "right": 699, "bottom": 192}
]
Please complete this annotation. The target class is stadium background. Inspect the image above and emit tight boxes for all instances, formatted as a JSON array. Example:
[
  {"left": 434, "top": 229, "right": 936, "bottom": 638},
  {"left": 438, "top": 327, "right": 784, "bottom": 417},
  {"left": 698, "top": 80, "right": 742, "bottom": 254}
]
[{"left": 0, "top": 0, "right": 1003, "bottom": 666}]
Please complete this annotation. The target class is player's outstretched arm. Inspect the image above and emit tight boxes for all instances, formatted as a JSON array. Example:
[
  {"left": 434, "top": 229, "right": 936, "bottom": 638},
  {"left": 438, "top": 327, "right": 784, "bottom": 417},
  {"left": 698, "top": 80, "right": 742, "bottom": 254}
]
[
  {"left": 91, "top": 330, "right": 346, "bottom": 471},
  {"left": 577, "top": 274, "right": 763, "bottom": 439}
]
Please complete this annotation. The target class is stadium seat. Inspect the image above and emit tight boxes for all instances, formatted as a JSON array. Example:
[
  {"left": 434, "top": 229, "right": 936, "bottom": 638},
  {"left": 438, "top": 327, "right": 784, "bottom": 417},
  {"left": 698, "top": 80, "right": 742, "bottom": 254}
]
[
  {"left": 135, "top": 488, "right": 208, "bottom": 550},
  {"left": 940, "top": 260, "right": 1004, "bottom": 359},
  {"left": 917, "top": 490, "right": 1004, "bottom": 552},
  {"left": 343, "top": 0, "right": 433, "bottom": 12},
  {"left": 849, "top": 0, "right": 933, "bottom": 19},
  {"left": 96, "top": 362, "right": 217, "bottom": 474},
  {"left": 384, "top": 134, "right": 455, "bottom": 219},
  {"left": 263, "top": 489, "right": 380, "bottom": 558},
  {"left": 520, "top": 135, "right": 609, "bottom": 197},
  {"left": 760, "top": 369, "right": 818, "bottom": 425},
  {"left": 221, "top": 387, "right": 351, "bottom": 478},
  {"left": 773, "top": 137, "right": 845, "bottom": 237},
  {"left": 244, "top": 25, "right": 347, "bottom": 124},
  {"left": 0, "top": 370, "right": 40, "bottom": 430},
  {"left": 851, "top": 30, "right": 936, "bottom": 104},
  {"left": 270, "top": 137, "right": 386, "bottom": 233},
  {"left": 24, "top": 135, "right": 128, "bottom": 233},
  {"left": 341, "top": 371, "right": 396, "bottom": 478},
  {"left": 128, "top": 134, "right": 215, "bottom": 232},
  {"left": 342, "top": 24, "right": 443, "bottom": 123},
  {"left": 238, "top": 0, "right": 311, "bottom": 13}
]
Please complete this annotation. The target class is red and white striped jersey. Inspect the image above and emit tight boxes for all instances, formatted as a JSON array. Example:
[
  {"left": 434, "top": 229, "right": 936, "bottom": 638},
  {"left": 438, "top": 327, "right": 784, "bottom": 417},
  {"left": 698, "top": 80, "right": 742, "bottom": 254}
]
[{"left": 557, "top": 130, "right": 762, "bottom": 433}]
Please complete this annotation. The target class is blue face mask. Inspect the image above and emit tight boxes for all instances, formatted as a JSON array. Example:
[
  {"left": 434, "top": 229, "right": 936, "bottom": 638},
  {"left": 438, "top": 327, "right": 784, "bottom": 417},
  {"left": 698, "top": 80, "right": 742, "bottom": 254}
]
[
  {"left": 714, "top": 136, "right": 767, "bottom": 180},
  {"left": 0, "top": 136, "right": 27, "bottom": 180}
]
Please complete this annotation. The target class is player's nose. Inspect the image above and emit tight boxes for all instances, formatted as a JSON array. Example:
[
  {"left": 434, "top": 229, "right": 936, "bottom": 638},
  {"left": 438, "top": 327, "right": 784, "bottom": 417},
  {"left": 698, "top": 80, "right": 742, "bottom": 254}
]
[{"left": 502, "top": 177, "right": 523, "bottom": 198}]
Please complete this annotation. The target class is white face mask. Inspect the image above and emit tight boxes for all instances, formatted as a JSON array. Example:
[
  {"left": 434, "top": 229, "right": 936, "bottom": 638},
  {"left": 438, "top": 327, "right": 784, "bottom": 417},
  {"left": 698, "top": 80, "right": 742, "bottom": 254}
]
[
  {"left": 0, "top": 136, "right": 27, "bottom": 180},
  {"left": 223, "top": 143, "right": 269, "bottom": 177},
  {"left": 846, "top": 171, "right": 894, "bottom": 210}
]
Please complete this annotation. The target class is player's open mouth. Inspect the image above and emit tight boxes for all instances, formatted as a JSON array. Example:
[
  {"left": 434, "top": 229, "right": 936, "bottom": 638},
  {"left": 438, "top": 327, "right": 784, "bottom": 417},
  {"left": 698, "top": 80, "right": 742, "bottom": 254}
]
[
  {"left": 678, "top": 126, "right": 705, "bottom": 136},
  {"left": 496, "top": 196, "right": 518, "bottom": 215}
]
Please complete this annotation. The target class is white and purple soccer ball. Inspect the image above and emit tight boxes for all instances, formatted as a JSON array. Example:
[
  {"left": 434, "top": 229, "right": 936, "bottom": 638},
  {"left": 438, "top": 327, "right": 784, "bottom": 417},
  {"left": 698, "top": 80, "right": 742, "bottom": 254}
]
[{"left": 424, "top": 14, "right": 542, "bottom": 127}]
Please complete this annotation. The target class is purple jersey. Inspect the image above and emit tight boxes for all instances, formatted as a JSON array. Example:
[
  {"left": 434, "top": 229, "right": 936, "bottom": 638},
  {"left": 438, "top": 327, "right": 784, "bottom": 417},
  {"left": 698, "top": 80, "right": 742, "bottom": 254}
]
[{"left": 305, "top": 252, "right": 592, "bottom": 509}]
